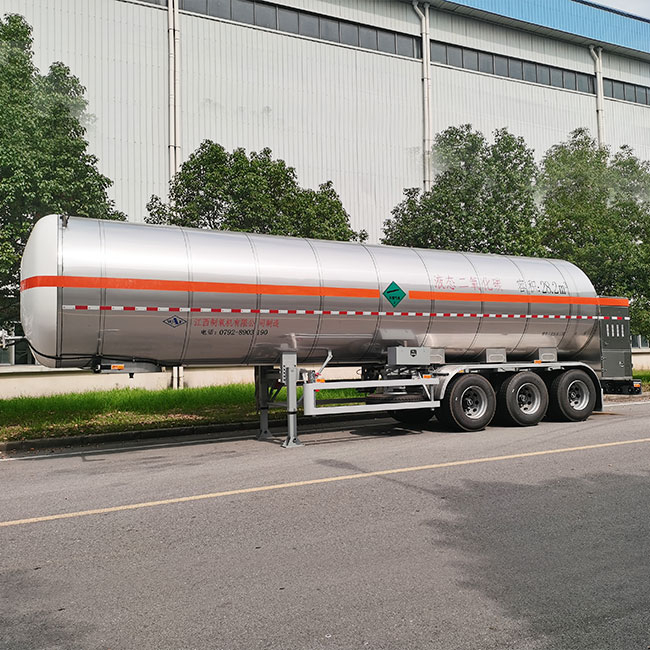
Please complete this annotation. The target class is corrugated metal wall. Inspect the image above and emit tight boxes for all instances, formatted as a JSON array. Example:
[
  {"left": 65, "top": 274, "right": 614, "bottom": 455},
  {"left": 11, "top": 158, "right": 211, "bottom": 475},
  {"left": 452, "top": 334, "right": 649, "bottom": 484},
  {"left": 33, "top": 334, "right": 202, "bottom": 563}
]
[
  {"left": 180, "top": 12, "right": 422, "bottom": 242},
  {"left": 431, "top": 9, "right": 595, "bottom": 72},
  {"left": 431, "top": 65, "right": 600, "bottom": 157},
  {"left": 2, "top": 0, "right": 650, "bottom": 240},
  {"left": 429, "top": 9, "right": 650, "bottom": 160},
  {"left": 275, "top": 0, "right": 419, "bottom": 34}
]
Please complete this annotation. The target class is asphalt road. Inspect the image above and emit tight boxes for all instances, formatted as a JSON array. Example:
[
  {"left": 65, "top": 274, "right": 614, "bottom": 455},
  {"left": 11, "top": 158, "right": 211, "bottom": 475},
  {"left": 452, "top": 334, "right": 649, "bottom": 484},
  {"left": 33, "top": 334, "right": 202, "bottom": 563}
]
[{"left": 2, "top": 403, "right": 650, "bottom": 650}]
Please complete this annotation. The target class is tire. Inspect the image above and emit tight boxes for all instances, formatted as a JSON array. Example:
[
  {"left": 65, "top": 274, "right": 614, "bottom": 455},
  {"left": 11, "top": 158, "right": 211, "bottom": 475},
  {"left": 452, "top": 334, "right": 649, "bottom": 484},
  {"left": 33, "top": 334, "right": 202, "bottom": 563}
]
[
  {"left": 365, "top": 392, "right": 434, "bottom": 428},
  {"left": 438, "top": 374, "right": 496, "bottom": 432},
  {"left": 548, "top": 369, "right": 596, "bottom": 422},
  {"left": 365, "top": 391, "right": 422, "bottom": 405},
  {"left": 497, "top": 371, "right": 548, "bottom": 427},
  {"left": 389, "top": 408, "right": 434, "bottom": 428}
]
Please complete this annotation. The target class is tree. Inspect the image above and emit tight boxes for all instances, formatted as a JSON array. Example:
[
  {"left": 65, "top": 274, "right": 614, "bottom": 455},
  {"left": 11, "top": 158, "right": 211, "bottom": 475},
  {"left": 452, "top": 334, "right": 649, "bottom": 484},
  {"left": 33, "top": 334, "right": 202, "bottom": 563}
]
[
  {"left": 0, "top": 14, "right": 124, "bottom": 330},
  {"left": 537, "top": 128, "right": 650, "bottom": 335},
  {"left": 146, "top": 141, "right": 366, "bottom": 242},
  {"left": 382, "top": 125, "right": 541, "bottom": 256}
]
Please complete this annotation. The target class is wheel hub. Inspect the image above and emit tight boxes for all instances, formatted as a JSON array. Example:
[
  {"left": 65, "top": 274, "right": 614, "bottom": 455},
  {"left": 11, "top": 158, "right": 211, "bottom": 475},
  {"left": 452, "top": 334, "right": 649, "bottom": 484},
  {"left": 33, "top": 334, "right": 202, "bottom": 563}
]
[
  {"left": 516, "top": 383, "right": 542, "bottom": 414},
  {"left": 567, "top": 380, "right": 589, "bottom": 410},
  {"left": 461, "top": 387, "right": 488, "bottom": 419}
]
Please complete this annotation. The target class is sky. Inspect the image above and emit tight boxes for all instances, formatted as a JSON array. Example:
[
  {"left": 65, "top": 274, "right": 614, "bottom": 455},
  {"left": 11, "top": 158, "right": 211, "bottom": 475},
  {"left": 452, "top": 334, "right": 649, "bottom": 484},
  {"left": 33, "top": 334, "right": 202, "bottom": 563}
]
[{"left": 596, "top": 0, "right": 650, "bottom": 19}]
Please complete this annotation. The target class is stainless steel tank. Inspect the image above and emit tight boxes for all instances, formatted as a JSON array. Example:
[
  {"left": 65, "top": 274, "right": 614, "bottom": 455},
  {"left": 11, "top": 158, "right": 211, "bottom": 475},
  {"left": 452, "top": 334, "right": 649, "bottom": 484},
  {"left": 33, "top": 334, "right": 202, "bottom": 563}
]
[{"left": 20, "top": 215, "right": 612, "bottom": 369}]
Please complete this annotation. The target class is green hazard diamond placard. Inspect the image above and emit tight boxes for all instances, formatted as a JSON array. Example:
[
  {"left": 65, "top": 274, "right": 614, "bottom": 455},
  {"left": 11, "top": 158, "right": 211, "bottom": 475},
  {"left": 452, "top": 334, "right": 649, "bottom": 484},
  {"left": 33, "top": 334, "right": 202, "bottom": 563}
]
[{"left": 383, "top": 281, "right": 406, "bottom": 308}]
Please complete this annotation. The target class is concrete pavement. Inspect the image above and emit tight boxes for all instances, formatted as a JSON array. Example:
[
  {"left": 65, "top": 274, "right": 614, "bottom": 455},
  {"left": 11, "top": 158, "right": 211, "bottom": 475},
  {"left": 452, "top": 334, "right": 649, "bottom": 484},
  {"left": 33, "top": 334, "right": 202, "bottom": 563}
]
[{"left": 2, "top": 403, "right": 649, "bottom": 649}]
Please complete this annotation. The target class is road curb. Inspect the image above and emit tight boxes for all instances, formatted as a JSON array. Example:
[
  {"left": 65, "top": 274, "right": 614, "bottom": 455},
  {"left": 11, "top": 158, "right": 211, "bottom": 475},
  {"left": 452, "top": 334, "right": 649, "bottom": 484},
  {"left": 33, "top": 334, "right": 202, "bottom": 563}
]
[
  {"left": 0, "top": 412, "right": 382, "bottom": 453},
  {"left": 2, "top": 397, "right": 646, "bottom": 453}
]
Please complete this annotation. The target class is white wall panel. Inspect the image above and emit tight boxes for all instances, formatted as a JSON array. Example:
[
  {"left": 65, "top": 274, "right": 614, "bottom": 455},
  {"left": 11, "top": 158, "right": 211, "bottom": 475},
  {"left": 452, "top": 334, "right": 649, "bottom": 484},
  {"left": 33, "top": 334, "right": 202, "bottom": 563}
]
[
  {"left": 273, "top": 0, "right": 419, "bottom": 35},
  {"left": 180, "top": 14, "right": 423, "bottom": 242},
  {"left": 431, "top": 65, "right": 599, "bottom": 158},
  {"left": 604, "top": 99, "right": 650, "bottom": 161},
  {"left": 0, "top": 0, "right": 169, "bottom": 222},
  {"left": 430, "top": 8, "right": 595, "bottom": 73},
  {"left": 603, "top": 51, "right": 650, "bottom": 86}
]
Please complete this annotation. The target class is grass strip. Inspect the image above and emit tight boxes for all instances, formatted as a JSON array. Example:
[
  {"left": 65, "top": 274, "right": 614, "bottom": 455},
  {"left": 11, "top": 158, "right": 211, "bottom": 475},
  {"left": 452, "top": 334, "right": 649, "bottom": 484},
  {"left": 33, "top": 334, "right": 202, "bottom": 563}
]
[{"left": 0, "top": 384, "right": 363, "bottom": 442}]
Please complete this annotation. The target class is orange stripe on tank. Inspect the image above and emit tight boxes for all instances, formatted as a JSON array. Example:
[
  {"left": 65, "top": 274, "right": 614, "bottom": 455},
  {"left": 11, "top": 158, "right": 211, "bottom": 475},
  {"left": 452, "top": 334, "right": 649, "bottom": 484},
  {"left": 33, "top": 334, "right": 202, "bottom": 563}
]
[
  {"left": 408, "top": 290, "right": 628, "bottom": 307},
  {"left": 19, "top": 275, "right": 629, "bottom": 307},
  {"left": 19, "top": 275, "right": 380, "bottom": 299}
]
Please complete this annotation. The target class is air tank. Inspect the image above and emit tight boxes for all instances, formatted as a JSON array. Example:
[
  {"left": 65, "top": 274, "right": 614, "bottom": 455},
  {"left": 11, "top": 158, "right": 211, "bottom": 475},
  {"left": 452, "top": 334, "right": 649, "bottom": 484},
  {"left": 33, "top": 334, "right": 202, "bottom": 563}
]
[{"left": 20, "top": 215, "right": 605, "bottom": 369}]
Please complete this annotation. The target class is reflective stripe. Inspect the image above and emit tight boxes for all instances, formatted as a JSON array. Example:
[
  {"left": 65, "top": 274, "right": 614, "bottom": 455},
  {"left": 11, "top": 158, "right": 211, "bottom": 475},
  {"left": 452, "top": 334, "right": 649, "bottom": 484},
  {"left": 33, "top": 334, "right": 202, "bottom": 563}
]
[{"left": 60, "top": 305, "right": 629, "bottom": 320}]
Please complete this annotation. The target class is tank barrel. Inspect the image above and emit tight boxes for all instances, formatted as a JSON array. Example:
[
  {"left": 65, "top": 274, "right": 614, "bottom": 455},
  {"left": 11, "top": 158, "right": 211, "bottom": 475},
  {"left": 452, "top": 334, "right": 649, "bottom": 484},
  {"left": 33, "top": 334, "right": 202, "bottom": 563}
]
[{"left": 20, "top": 214, "right": 608, "bottom": 369}]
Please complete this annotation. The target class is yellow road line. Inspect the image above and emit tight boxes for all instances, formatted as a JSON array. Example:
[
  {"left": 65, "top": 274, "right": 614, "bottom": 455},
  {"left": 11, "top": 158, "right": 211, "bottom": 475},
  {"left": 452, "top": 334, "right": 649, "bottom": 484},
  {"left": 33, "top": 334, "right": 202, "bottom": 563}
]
[{"left": 3, "top": 436, "right": 650, "bottom": 528}]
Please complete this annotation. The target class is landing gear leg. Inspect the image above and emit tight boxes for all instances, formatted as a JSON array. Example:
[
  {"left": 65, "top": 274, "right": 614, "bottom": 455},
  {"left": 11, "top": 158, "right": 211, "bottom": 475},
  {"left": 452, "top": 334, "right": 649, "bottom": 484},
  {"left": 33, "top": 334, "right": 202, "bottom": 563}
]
[
  {"left": 281, "top": 353, "right": 303, "bottom": 448},
  {"left": 255, "top": 366, "right": 273, "bottom": 441}
]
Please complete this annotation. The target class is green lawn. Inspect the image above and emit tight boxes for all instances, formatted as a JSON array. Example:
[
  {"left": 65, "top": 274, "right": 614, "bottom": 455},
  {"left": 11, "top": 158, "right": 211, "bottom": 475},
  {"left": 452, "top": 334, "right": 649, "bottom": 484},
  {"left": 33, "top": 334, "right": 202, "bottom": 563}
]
[
  {"left": 0, "top": 384, "right": 261, "bottom": 442},
  {"left": 0, "top": 383, "right": 362, "bottom": 442}
]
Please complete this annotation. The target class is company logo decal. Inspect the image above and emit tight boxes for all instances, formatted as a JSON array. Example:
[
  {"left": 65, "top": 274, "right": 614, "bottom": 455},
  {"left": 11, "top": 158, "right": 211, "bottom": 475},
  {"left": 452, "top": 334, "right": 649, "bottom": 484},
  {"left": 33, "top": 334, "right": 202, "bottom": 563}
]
[{"left": 163, "top": 316, "right": 187, "bottom": 328}]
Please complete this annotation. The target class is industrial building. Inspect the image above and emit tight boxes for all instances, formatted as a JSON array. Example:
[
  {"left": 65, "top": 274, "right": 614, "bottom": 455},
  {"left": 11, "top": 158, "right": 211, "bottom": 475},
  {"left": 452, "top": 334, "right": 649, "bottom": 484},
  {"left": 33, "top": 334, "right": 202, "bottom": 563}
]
[
  {"left": 2, "top": 0, "right": 650, "bottom": 242},
  {"left": 2, "top": 0, "right": 650, "bottom": 376}
]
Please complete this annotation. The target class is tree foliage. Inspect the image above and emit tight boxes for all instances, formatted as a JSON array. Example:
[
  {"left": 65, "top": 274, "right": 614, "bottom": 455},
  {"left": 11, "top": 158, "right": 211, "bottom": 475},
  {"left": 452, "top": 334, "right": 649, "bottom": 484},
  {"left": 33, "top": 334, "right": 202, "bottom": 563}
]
[
  {"left": 146, "top": 140, "right": 366, "bottom": 242},
  {"left": 382, "top": 125, "right": 540, "bottom": 256},
  {"left": 538, "top": 128, "right": 650, "bottom": 335},
  {"left": 0, "top": 14, "right": 124, "bottom": 330}
]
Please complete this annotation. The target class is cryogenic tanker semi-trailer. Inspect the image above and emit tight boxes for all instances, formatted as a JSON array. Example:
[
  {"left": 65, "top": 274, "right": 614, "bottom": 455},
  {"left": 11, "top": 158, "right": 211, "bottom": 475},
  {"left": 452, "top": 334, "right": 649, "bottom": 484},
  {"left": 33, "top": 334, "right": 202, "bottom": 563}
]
[{"left": 17, "top": 215, "right": 640, "bottom": 447}]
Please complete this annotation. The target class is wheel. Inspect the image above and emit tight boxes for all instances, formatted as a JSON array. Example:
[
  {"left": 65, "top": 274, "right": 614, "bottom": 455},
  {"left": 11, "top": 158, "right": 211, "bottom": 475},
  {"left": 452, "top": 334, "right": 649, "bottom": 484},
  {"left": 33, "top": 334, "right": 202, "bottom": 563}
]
[
  {"left": 438, "top": 374, "right": 496, "bottom": 432},
  {"left": 497, "top": 371, "right": 548, "bottom": 426},
  {"left": 389, "top": 408, "right": 434, "bottom": 428},
  {"left": 366, "top": 392, "right": 434, "bottom": 428},
  {"left": 548, "top": 369, "right": 596, "bottom": 422}
]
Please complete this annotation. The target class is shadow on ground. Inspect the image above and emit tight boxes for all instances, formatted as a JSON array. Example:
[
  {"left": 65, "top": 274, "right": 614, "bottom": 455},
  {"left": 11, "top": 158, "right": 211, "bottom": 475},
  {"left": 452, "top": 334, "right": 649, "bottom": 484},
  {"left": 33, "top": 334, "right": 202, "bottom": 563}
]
[{"left": 421, "top": 470, "right": 650, "bottom": 649}]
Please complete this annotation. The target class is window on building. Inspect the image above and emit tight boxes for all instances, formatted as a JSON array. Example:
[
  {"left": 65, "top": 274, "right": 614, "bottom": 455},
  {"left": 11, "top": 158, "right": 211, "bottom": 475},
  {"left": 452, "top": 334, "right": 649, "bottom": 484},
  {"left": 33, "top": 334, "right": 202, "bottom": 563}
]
[
  {"left": 536, "top": 64, "right": 550, "bottom": 85},
  {"left": 278, "top": 7, "right": 298, "bottom": 33},
  {"left": 494, "top": 55, "right": 508, "bottom": 77},
  {"left": 320, "top": 17, "right": 339, "bottom": 42},
  {"left": 603, "top": 78, "right": 613, "bottom": 97},
  {"left": 377, "top": 30, "right": 396, "bottom": 54},
  {"left": 563, "top": 70, "right": 576, "bottom": 90},
  {"left": 550, "top": 67, "right": 563, "bottom": 88},
  {"left": 180, "top": 0, "right": 207, "bottom": 12},
  {"left": 508, "top": 58, "right": 523, "bottom": 80},
  {"left": 463, "top": 48, "right": 479, "bottom": 71},
  {"left": 431, "top": 42, "right": 446, "bottom": 64},
  {"left": 576, "top": 73, "right": 589, "bottom": 93},
  {"left": 396, "top": 34, "right": 414, "bottom": 57},
  {"left": 447, "top": 45, "right": 462, "bottom": 67},
  {"left": 255, "top": 3, "right": 276, "bottom": 29},
  {"left": 232, "top": 0, "right": 253, "bottom": 24},
  {"left": 634, "top": 85, "right": 645, "bottom": 104},
  {"left": 612, "top": 80, "right": 625, "bottom": 100},
  {"left": 478, "top": 52, "right": 493, "bottom": 74},
  {"left": 624, "top": 83, "right": 636, "bottom": 102},
  {"left": 299, "top": 12, "right": 319, "bottom": 38},
  {"left": 340, "top": 22, "right": 358, "bottom": 46},
  {"left": 359, "top": 26, "right": 377, "bottom": 50},
  {"left": 523, "top": 61, "right": 536, "bottom": 83},
  {"left": 207, "top": 0, "right": 230, "bottom": 18}
]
